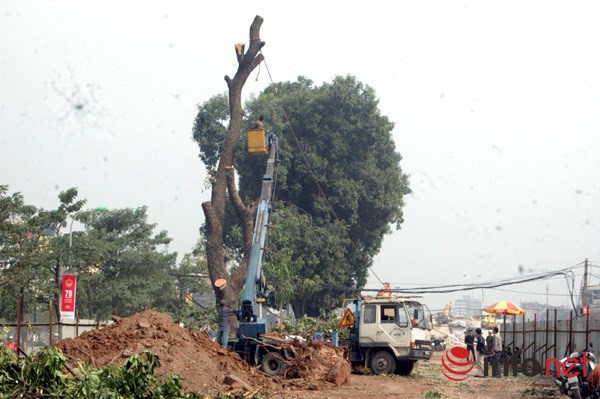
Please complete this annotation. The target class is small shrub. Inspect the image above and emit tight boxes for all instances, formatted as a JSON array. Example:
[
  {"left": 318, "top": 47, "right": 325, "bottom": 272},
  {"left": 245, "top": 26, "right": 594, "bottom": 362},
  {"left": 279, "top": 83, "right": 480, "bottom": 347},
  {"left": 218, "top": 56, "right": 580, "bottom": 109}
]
[{"left": 425, "top": 391, "right": 445, "bottom": 398}]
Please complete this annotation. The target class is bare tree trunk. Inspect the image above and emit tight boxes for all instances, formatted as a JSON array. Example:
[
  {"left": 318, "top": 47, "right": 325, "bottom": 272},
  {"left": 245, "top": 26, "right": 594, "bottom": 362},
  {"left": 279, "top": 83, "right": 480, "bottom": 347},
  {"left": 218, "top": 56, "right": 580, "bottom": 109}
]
[{"left": 202, "top": 16, "right": 265, "bottom": 308}]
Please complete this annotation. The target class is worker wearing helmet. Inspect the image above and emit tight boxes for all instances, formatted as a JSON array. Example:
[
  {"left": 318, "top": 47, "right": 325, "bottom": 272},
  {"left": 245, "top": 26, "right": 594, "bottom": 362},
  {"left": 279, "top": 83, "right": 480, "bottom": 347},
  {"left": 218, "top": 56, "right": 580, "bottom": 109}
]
[
  {"left": 217, "top": 300, "right": 235, "bottom": 348},
  {"left": 5, "top": 336, "right": 17, "bottom": 353}
]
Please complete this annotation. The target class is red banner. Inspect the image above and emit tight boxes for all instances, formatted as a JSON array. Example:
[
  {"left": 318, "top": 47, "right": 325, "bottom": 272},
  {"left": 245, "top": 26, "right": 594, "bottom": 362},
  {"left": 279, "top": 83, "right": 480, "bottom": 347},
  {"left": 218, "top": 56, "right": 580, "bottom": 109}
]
[{"left": 60, "top": 274, "right": 77, "bottom": 319}]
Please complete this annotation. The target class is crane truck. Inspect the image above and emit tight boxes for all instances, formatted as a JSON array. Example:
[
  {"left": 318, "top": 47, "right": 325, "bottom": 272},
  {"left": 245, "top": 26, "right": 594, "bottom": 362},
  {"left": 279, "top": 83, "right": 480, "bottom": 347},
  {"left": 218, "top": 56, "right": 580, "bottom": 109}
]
[
  {"left": 228, "top": 128, "right": 290, "bottom": 376},
  {"left": 228, "top": 127, "right": 433, "bottom": 377}
]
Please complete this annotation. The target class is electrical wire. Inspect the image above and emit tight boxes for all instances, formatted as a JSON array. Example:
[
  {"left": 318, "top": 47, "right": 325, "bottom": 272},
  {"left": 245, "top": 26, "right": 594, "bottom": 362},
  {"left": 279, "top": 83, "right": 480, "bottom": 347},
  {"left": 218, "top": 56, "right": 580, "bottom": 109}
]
[{"left": 256, "top": 54, "right": 597, "bottom": 302}]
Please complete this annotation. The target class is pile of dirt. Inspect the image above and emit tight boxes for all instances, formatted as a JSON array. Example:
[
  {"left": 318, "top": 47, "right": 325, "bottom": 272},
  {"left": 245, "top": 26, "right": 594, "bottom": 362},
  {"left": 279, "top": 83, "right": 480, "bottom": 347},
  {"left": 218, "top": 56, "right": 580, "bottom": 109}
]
[
  {"left": 54, "top": 310, "right": 350, "bottom": 397},
  {"left": 55, "top": 310, "right": 278, "bottom": 396}
]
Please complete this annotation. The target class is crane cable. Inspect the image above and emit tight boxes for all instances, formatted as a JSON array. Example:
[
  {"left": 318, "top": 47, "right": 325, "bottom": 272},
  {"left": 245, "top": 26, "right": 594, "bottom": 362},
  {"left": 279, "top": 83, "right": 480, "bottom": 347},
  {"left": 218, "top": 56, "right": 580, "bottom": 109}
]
[{"left": 258, "top": 53, "right": 386, "bottom": 287}]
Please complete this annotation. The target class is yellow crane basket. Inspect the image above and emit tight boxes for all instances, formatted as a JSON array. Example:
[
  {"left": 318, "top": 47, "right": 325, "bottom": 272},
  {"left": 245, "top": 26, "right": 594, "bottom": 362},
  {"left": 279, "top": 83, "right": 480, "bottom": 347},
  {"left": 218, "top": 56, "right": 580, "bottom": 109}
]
[{"left": 247, "top": 129, "right": 268, "bottom": 155}]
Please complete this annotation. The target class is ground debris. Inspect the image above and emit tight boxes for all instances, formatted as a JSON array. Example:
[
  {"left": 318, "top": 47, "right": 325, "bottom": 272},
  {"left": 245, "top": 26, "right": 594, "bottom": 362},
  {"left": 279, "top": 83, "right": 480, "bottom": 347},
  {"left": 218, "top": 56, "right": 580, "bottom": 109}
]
[
  {"left": 261, "top": 332, "right": 351, "bottom": 386},
  {"left": 53, "top": 310, "right": 350, "bottom": 397},
  {"left": 54, "top": 310, "right": 278, "bottom": 396}
]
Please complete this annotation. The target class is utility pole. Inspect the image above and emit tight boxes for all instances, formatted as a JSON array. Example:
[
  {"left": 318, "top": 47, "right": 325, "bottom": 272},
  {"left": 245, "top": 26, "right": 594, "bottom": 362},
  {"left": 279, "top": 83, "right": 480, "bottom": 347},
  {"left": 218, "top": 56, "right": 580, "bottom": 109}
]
[{"left": 582, "top": 258, "right": 589, "bottom": 315}]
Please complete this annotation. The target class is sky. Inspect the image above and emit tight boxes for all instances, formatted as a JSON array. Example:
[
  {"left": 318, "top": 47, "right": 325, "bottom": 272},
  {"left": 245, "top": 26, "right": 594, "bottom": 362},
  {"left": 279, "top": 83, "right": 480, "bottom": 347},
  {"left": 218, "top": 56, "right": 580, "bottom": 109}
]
[{"left": 1, "top": 1, "right": 599, "bottom": 314}]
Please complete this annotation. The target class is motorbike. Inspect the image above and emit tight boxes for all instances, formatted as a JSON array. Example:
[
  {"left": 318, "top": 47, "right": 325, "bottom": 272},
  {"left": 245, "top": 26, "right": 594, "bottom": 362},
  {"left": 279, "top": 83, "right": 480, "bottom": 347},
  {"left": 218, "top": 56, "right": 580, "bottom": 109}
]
[
  {"left": 432, "top": 336, "right": 446, "bottom": 351},
  {"left": 555, "top": 349, "right": 598, "bottom": 399}
]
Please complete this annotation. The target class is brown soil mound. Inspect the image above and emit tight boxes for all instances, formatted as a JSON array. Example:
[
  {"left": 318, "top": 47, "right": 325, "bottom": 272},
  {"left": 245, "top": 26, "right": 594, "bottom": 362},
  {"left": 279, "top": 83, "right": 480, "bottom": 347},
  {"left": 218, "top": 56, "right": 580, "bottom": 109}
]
[
  {"left": 55, "top": 310, "right": 278, "bottom": 396},
  {"left": 54, "top": 310, "right": 350, "bottom": 397}
]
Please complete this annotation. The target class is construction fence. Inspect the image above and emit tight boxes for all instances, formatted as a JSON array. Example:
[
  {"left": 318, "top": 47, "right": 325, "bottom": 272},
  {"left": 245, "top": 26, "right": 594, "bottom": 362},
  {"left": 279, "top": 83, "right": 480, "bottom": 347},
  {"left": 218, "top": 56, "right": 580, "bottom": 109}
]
[
  {"left": 498, "top": 308, "right": 600, "bottom": 375},
  {"left": 1, "top": 305, "right": 110, "bottom": 356}
]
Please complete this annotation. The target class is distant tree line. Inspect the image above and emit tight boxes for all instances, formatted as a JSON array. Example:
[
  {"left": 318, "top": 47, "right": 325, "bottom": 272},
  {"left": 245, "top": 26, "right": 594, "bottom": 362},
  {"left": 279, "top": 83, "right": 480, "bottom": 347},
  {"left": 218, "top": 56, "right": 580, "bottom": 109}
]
[{"left": 0, "top": 185, "right": 207, "bottom": 323}]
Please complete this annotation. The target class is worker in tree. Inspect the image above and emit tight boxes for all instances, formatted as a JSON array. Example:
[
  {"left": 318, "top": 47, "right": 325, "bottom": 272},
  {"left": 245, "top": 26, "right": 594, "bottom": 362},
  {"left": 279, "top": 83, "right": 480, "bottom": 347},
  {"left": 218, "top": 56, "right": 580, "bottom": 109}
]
[
  {"left": 253, "top": 115, "right": 265, "bottom": 130},
  {"left": 5, "top": 336, "right": 17, "bottom": 353},
  {"left": 217, "top": 300, "right": 235, "bottom": 348}
]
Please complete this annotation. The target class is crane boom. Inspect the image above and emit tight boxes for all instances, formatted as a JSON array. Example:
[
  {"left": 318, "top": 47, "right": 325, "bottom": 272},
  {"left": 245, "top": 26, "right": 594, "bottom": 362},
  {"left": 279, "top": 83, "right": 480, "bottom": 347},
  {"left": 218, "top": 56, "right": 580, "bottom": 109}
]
[{"left": 238, "top": 131, "right": 278, "bottom": 338}]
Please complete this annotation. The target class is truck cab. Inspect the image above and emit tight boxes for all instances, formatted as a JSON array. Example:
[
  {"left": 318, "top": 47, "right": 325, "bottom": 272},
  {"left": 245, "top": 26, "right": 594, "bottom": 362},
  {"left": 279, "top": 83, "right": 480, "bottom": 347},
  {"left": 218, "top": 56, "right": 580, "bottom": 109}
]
[{"left": 345, "top": 297, "right": 432, "bottom": 375}]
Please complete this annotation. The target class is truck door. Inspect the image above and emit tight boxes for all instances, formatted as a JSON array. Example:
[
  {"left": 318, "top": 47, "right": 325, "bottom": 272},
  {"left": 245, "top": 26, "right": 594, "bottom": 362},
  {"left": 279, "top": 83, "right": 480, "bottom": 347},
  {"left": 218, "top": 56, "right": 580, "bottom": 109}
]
[
  {"left": 379, "top": 304, "right": 411, "bottom": 349},
  {"left": 359, "top": 304, "right": 411, "bottom": 349}
]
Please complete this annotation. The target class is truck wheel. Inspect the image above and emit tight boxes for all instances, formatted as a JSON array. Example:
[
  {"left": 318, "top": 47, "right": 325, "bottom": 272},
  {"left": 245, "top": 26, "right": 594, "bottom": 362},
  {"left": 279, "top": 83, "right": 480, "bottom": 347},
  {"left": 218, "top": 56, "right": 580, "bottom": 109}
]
[
  {"left": 395, "top": 359, "right": 414, "bottom": 376},
  {"left": 260, "top": 352, "right": 287, "bottom": 376},
  {"left": 370, "top": 351, "right": 396, "bottom": 375}
]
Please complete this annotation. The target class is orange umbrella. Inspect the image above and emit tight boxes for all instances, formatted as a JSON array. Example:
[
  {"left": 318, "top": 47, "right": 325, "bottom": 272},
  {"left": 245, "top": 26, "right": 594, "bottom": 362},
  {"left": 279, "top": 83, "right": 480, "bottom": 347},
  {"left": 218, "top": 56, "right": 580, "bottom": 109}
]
[{"left": 484, "top": 300, "right": 525, "bottom": 315}]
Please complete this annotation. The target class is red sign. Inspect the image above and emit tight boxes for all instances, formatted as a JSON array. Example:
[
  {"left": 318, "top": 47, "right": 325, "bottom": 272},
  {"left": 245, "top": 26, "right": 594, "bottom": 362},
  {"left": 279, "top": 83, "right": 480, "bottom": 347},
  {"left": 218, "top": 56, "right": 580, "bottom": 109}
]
[{"left": 60, "top": 274, "right": 77, "bottom": 319}]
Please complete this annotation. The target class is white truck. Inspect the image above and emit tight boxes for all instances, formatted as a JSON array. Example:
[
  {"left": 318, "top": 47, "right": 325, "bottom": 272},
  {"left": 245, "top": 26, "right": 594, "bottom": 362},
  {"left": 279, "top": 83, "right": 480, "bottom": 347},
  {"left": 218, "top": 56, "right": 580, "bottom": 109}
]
[{"left": 341, "top": 296, "right": 433, "bottom": 375}]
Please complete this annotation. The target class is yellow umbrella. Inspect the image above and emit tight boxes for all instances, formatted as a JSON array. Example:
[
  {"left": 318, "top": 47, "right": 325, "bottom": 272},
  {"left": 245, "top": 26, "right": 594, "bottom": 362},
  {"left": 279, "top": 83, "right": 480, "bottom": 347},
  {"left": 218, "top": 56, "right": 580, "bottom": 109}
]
[{"left": 484, "top": 300, "right": 525, "bottom": 315}]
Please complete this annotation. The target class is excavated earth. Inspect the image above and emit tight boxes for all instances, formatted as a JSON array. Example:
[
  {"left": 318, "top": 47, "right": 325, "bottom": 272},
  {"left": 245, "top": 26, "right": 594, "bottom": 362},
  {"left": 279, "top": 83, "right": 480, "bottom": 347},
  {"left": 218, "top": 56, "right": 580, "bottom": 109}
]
[{"left": 54, "top": 310, "right": 350, "bottom": 398}]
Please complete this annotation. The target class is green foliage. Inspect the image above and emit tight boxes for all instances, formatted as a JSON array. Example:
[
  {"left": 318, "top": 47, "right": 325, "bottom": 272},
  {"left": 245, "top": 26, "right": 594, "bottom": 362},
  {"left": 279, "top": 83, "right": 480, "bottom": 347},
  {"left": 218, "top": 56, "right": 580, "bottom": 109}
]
[
  {"left": 0, "top": 185, "right": 181, "bottom": 322},
  {"left": 192, "top": 76, "right": 411, "bottom": 317},
  {"left": 0, "top": 185, "right": 59, "bottom": 319},
  {"left": 424, "top": 391, "right": 446, "bottom": 398},
  {"left": 192, "top": 93, "right": 230, "bottom": 169},
  {"left": 0, "top": 347, "right": 201, "bottom": 398},
  {"left": 214, "top": 394, "right": 269, "bottom": 399},
  {"left": 73, "top": 207, "right": 178, "bottom": 320},
  {"left": 172, "top": 302, "right": 217, "bottom": 332},
  {"left": 522, "top": 387, "right": 556, "bottom": 397},
  {"left": 270, "top": 314, "right": 350, "bottom": 340}
]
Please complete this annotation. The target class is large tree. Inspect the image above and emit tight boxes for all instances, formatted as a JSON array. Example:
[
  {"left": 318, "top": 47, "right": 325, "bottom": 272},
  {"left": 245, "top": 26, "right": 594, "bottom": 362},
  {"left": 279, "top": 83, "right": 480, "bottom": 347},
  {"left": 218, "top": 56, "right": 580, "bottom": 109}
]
[
  {"left": 193, "top": 16, "right": 266, "bottom": 310},
  {"left": 193, "top": 75, "right": 411, "bottom": 316}
]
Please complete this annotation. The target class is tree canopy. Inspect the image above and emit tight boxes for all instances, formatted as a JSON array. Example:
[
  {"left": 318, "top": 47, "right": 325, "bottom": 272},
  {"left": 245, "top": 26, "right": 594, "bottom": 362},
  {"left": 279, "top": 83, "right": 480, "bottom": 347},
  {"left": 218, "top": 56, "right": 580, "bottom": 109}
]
[
  {"left": 0, "top": 186, "right": 181, "bottom": 322},
  {"left": 192, "top": 75, "right": 410, "bottom": 316}
]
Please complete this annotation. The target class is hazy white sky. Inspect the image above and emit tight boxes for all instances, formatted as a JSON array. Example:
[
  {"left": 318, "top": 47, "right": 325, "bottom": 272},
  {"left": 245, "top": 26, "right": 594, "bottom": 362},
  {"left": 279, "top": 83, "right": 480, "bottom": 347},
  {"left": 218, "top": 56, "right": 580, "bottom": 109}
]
[{"left": 1, "top": 1, "right": 599, "bottom": 312}]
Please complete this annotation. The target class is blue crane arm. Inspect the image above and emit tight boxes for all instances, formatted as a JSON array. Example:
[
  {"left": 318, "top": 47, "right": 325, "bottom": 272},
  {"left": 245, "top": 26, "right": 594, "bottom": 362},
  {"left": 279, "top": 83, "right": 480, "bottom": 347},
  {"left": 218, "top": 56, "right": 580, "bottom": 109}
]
[{"left": 239, "top": 132, "right": 278, "bottom": 324}]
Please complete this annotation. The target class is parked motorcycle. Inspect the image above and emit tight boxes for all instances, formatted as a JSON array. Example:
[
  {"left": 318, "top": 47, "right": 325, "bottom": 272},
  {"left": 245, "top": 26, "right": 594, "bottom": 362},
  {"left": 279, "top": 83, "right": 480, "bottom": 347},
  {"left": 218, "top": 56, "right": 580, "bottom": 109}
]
[
  {"left": 555, "top": 349, "right": 598, "bottom": 399},
  {"left": 432, "top": 336, "right": 446, "bottom": 351}
]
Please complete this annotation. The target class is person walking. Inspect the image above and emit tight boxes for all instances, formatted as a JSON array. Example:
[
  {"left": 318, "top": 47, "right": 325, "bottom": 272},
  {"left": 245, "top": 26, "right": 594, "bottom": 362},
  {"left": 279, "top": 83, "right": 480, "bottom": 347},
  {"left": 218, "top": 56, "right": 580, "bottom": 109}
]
[
  {"left": 474, "top": 328, "right": 486, "bottom": 377},
  {"left": 217, "top": 300, "right": 235, "bottom": 348},
  {"left": 492, "top": 326, "right": 503, "bottom": 377},
  {"left": 464, "top": 329, "right": 475, "bottom": 361}
]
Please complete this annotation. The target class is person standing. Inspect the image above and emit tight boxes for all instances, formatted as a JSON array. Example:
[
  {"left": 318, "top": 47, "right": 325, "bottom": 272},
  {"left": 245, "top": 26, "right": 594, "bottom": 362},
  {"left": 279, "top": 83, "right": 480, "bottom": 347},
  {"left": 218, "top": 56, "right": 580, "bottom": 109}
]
[
  {"left": 492, "top": 326, "right": 503, "bottom": 377},
  {"left": 474, "top": 328, "right": 486, "bottom": 377},
  {"left": 485, "top": 330, "right": 494, "bottom": 358},
  {"left": 464, "top": 329, "right": 475, "bottom": 361},
  {"left": 217, "top": 300, "right": 235, "bottom": 348}
]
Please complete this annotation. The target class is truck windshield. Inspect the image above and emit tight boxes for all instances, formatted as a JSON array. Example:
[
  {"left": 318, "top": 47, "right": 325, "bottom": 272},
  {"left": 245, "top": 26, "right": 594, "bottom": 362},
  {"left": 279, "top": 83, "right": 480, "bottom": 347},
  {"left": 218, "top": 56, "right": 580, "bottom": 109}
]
[{"left": 405, "top": 302, "right": 430, "bottom": 329}]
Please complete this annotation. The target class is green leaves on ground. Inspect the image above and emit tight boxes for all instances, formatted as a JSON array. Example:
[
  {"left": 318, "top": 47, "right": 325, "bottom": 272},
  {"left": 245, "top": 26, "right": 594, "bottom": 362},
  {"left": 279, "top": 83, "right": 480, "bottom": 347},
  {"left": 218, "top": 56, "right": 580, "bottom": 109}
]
[{"left": 0, "top": 346, "right": 200, "bottom": 398}]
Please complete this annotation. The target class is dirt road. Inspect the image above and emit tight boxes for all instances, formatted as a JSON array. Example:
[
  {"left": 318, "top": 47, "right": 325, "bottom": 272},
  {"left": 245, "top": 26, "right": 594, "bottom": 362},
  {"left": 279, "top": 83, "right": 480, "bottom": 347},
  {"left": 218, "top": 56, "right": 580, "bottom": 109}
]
[{"left": 273, "top": 350, "right": 560, "bottom": 399}]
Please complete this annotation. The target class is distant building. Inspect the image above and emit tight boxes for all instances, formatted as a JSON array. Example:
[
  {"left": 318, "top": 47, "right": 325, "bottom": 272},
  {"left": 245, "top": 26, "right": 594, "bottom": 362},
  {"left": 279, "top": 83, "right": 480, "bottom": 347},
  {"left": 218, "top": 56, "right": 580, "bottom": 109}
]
[
  {"left": 583, "top": 284, "right": 600, "bottom": 310},
  {"left": 454, "top": 295, "right": 482, "bottom": 318},
  {"left": 520, "top": 301, "right": 572, "bottom": 321}
]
